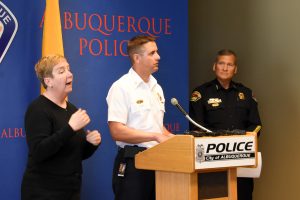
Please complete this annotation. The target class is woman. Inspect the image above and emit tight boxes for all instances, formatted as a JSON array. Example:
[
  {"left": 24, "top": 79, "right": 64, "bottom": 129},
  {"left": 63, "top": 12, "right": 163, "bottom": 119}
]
[{"left": 21, "top": 55, "right": 101, "bottom": 200}]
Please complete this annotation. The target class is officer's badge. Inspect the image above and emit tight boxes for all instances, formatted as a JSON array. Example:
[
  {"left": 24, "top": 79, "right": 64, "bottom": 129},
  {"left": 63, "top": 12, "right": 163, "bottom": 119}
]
[
  {"left": 207, "top": 98, "right": 222, "bottom": 107},
  {"left": 190, "top": 91, "right": 201, "bottom": 102},
  {"left": 238, "top": 92, "right": 245, "bottom": 100},
  {"left": 196, "top": 144, "right": 205, "bottom": 163},
  {"left": 136, "top": 99, "right": 143, "bottom": 104}
]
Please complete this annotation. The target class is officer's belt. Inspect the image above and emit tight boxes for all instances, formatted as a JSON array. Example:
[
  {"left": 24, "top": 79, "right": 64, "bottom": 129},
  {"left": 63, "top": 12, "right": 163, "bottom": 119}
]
[{"left": 118, "top": 145, "right": 146, "bottom": 158}]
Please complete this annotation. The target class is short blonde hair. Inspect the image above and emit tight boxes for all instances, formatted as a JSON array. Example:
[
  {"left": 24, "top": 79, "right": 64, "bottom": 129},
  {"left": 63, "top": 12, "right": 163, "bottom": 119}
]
[{"left": 35, "top": 54, "right": 67, "bottom": 88}]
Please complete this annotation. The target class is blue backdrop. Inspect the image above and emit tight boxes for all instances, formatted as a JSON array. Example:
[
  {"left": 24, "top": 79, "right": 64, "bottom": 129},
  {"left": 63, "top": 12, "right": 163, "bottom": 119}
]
[{"left": 0, "top": 0, "right": 188, "bottom": 199}]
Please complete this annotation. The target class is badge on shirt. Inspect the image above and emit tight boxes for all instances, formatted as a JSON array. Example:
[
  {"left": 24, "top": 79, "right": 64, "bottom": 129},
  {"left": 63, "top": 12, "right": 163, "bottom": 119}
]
[
  {"left": 190, "top": 91, "right": 201, "bottom": 102},
  {"left": 207, "top": 98, "right": 222, "bottom": 107},
  {"left": 136, "top": 99, "right": 144, "bottom": 104},
  {"left": 238, "top": 92, "right": 245, "bottom": 100},
  {"left": 156, "top": 92, "right": 163, "bottom": 104}
]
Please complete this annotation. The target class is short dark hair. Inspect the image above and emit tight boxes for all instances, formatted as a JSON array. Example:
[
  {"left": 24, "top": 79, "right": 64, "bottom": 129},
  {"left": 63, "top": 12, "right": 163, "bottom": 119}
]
[
  {"left": 127, "top": 35, "right": 156, "bottom": 64},
  {"left": 215, "top": 49, "right": 237, "bottom": 64}
]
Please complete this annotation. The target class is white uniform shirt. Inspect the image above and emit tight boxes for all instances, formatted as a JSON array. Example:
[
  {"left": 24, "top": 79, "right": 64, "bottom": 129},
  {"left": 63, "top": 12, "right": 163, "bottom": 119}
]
[{"left": 106, "top": 68, "right": 165, "bottom": 148}]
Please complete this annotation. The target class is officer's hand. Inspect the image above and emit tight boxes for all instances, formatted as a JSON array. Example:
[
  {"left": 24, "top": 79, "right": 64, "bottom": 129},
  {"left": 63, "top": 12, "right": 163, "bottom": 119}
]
[{"left": 155, "top": 134, "right": 173, "bottom": 143}]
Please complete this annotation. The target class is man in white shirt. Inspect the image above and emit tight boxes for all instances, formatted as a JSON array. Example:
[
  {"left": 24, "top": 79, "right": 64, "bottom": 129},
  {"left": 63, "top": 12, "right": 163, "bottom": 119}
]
[{"left": 106, "top": 35, "right": 173, "bottom": 200}]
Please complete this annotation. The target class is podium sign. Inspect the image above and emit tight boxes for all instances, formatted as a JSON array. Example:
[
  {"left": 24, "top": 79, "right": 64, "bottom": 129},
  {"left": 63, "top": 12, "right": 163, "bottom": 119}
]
[
  {"left": 195, "top": 135, "right": 256, "bottom": 169},
  {"left": 135, "top": 133, "right": 258, "bottom": 200}
]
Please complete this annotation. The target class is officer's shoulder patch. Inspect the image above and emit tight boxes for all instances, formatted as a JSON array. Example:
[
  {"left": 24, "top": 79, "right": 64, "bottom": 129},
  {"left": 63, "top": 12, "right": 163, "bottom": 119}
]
[{"left": 190, "top": 91, "right": 201, "bottom": 102}]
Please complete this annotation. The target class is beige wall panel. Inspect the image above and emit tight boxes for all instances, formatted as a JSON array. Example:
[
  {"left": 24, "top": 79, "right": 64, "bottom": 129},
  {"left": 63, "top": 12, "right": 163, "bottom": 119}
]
[{"left": 189, "top": 0, "right": 300, "bottom": 199}]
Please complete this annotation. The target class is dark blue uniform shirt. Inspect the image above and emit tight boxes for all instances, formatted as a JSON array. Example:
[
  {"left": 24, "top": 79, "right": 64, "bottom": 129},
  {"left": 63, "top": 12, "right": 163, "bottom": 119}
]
[{"left": 189, "top": 79, "right": 261, "bottom": 133}]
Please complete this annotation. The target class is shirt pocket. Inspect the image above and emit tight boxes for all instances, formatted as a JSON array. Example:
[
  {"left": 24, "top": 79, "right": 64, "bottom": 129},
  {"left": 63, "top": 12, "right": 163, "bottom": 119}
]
[
  {"left": 205, "top": 102, "right": 224, "bottom": 111},
  {"left": 235, "top": 101, "right": 249, "bottom": 121},
  {"left": 205, "top": 103, "right": 224, "bottom": 125},
  {"left": 130, "top": 97, "right": 151, "bottom": 114},
  {"left": 129, "top": 97, "right": 152, "bottom": 129}
]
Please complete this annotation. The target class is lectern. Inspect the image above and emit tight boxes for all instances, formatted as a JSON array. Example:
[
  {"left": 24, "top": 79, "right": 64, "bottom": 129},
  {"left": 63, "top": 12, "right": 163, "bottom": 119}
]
[{"left": 135, "top": 132, "right": 258, "bottom": 200}]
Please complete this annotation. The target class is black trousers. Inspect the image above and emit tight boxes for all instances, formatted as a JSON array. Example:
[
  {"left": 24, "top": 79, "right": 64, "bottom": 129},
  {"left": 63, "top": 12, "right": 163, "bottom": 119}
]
[
  {"left": 112, "top": 146, "right": 155, "bottom": 200},
  {"left": 237, "top": 177, "right": 254, "bottom": 200}
]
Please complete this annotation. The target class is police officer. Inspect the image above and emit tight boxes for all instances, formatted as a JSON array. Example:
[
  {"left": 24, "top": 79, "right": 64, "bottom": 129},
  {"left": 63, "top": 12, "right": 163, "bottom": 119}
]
[
  {"left": 106, "top": 35, "right": 174, "bottom": 200},
  {"left": 189, "top": 49, "right": 262, "bottom": 200}
]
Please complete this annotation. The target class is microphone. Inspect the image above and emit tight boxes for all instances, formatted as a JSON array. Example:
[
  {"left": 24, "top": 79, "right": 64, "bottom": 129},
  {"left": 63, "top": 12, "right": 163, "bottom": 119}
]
[
  {"left": 170, "top": 98, "right": 188, "bottom": 116},
  {"left": 171, "top": 98, "right": 212, "bottom": 133}
]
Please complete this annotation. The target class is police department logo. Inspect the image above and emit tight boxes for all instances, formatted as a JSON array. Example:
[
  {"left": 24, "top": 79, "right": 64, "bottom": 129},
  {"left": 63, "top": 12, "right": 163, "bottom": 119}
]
[
  {"left": 0, "top": 22, "right": 3, "bottom": 37},
  {"left": 190, "top": 91, "right": 201, "bottom": 102},
  {"left": 0, "top": 2, "right": 18, "bottom": 63},
  {"left": 196, "top": 144, "right": 205, "bottom": 163}
]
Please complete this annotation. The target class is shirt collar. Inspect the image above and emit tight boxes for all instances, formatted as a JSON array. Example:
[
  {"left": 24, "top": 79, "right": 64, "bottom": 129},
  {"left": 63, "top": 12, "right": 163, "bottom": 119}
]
[
  {"left": 129, "top": 68, "right": 157, "bottom": 89},
  {"left": 214, "top": 79, "right": 237, "bottom": 90}
]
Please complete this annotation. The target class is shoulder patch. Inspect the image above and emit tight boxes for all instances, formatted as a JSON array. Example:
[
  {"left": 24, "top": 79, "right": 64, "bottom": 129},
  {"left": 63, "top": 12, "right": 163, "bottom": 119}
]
[{"left": 190, "top": 91, "right": 201, "bottom": 102}]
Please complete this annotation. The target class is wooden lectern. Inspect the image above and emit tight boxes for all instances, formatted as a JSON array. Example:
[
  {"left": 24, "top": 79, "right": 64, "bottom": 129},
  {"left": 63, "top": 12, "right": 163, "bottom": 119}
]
[{"left": 135, "top": 133, "right": 258, "bottom": 200}]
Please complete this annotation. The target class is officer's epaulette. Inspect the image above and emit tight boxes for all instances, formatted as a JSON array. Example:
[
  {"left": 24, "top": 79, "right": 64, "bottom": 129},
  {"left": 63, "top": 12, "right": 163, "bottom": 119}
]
[
  {"left": 234, "top": 82, "right": 244, "bottom": 87},
  {"left": 193, "top": 81, "right": 213, "bottom": 91},
  {"left": 234, "top": 82, "right": 253, "bottom": 95},
  {"left": 202, "top": 80, "right": 215, "bottom": 88},
  {"left": 234, "top": 82, "right": 249, "bottom": 90}
]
